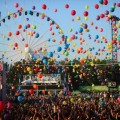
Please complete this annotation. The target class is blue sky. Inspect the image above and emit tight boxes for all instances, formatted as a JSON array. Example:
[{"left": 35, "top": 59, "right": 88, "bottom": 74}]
[{"left": 0, "top": 0, "right": 120, "bottom": 62}]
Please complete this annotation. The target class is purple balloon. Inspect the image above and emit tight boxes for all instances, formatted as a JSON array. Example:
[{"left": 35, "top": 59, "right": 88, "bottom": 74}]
[
  {"left": 32, "top": 6, "right": 36, "bottom": 10},
  {"left": 83, "top": 24, "right": 88, "bottom": 29},
  {"left": 96, "top": 15, "right": 100, "bottom": 20},
  {"left": 104, "top": 10, "right": 109, "bottom": 15}
]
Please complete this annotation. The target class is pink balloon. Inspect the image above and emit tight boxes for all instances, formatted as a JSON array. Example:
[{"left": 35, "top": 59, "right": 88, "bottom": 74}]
[
  {"left": 14, "top": 3, "right": 19, "bottom": 8},
  {"left": 54, "top": 8, "right": 58, "bottom": 12}
]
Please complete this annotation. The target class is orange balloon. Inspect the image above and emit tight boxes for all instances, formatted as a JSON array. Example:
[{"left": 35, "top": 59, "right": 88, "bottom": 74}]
[
  {"left": 8, "top": 32, "right": 12, "bottom": 37},
  {"left": 38, "top": 73, "right": 43, "bottom": 78},
  {"left": 13, "top": 13, "right": 17, "bottom": 18},
  {"left": 33, "top": 84, "right": 38, "bottom": 89},
  {"left": 80, "top": 59, "right": 84, "bottom": 64}
]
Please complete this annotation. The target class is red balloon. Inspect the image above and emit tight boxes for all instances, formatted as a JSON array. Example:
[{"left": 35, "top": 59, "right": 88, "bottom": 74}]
[
  {"left": 42, "top": 4, "right": 47, "bottom": 9},
  {"left": 95, "top": 4, "right": 99, "bottom": 9},
  {"left": 103, "top": 0, "right": 108, "bottom": 5},
  {"left": 83, "top": 11, "right": 88, "bottom": 16},
  {"left": 29, "top": 89, "right": 34, "bottom": 94},
  {"left": 117, "top": 3, "right": 120, "bottom": 7},
  {"left": 16, "top": 31, "right": 20, "bottom": 35},
  {"left": 0, "top": 101, "right": 5, "bottom": 111},
  {"left": 14, "top": 43, "right": 18, "bottom": 47},
  {"left": 71, "top": 10, "right": 76, "bottom": 16},
  {"left": 27, "top": 24, "right": 30, "bottom": 28},
  {"left": 65, "top": 4, "right": 69, "bottom": 8},
  {"left": 100, "top": 14, "right": 105, "bottom": 18}
]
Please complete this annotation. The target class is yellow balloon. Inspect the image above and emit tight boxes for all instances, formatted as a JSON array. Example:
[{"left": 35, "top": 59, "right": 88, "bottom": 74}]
[
  {"left": 84, "top": 17, "right": 88, "bottom": 21},
  {"left": 59, "top": 29, "right": 63, "bottom": 34},
  {"left": 76, "top": 16, "right": 81, "bottom": 20},
  {"left": 8, "top": 11, "right": 11, "bottom": 16},
  {"left": 41, "top": 13, "right": 45, "bottom": 17},
  {"left": 73, "top": 43, "right": 76, "bottom": 47},
  {"left": 67, "top": 37, "right": 72, "bottom": 42},
  {"left": 85, "top": 5, "right": 89, "bottom": 10},
  {"left": 3, "top": 35, "right": 6, "bottom": 38}
]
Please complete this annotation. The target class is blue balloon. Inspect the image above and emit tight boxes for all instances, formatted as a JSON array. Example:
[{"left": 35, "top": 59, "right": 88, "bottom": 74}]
[
  {"left": 29, "top": 10, "right": 33, "bottom": 15},
  {"left": 35, "top": 33, "right": 39, "bottom": 38},
  {"left": 64, "top": 44, "right": 69, "bottom": 49},
  {"left": 99, "top": 0, "right": 103, "bottom": 4},
  {"left": 43, "top": 59, "right": 48, "bottom": 65},
  {"left": 110, "top": 7, "right": 115, "bottom": 12},
  {"left": 57, "top": 46, "right": 62, "bottom": 52},
  {"left": 95, "top": 35, "right": 99, "bottom": 39},
  {"left": 18, "top": 96, "right": 23, "bottom": 102},
  {"left": 78, "top": 27, "right": 83, "bottom": 33},
  {"left": 48, "top": 52, "right": 53, "bottom": 57}
]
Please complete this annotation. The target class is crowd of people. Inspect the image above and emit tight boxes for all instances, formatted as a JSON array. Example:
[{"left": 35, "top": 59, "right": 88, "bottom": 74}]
[{"left": 0, "top": 91, "right": 120, "bottom": 120}]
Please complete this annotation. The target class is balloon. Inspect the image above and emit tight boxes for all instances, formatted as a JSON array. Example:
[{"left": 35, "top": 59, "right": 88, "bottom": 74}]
[
  {"left": 117, "top": 97, "right": 120, "bottom": 103},
  {"left": 117, "top": 3, "right": 120, "bottom": 7},
  {"left": 54, "top": 8, "right": 58, "bottom": 12},
  {"left": 48, "top": 52, "right": 53, "bottom": 57},
  {"left": 103, "top": 0, "right": 108, "bottom": 5},
  {"left": 18, "top": 24, "right": 22, "bottom": 29},
  {"left": 83, "top": 24, "right": 88, "bottom": 29},
  {"left": 99, "top": 0, "right": 103, "bottom": 4},
  {"left": 38, "top": 73, "right": 43, "bottom": 78},
  {"left": 42, "top": 4, "right": 47, "bottom": 9},
  {"left": 18, "top": 96, "right": 23, "bottom": 102},
  {"left": 14, "top": 43, "right": 18, "bottom": 47},
  {"left": 110, "top": 7, "right": 115, "bottom": 12},
  {"left": 83, "top": 11, "right": 88, "bottom": 16},
  {"left": 95, "top": 35, "right": 99, "bottom": 39},
  {"left": 65, "top": 4, "right": 69, "bottom": 8},
  {"left": 14, "top": 3, "right": 19, "bottom": 8},
  {"left": 80, "top": 59, "right": 85, "bottom": 64},
  {"left": 57, "top": 46, "right": 62, "bottom": 52},
  {"left": 16, "top": 31, "right": 20, "bottom": 35},
  {"left": 100, "top": 14, "right": 105, "bottom": 18},
  {"left": 35, "top": 33, "right": 39, "bottom": 38},
  {"left": 32, "top": 25, "right": 36, "bottom": 29},
  {"left": 104, "top": 10, "right": 109, "bottom": 15},
  {"left": 25, "top": 44, "right": 28, "bottom": 47},
  {"left": 43, "top": 59, "right": 48, "bottom": 65},
  {"left": 29, "top": 89, "right": 34, "bottom": 94},
  {"left": 33, "top": 84, "right": 38, "bottom": 89},
  {"left": 95, "top": 4, "right": 99, "bottom": 9},
  {"left": 27, "top": 67, "right": 31, "bottom": 71},
  {"left": 32, "top": 6, "right": 36, "bottom": 10},
  {"left": 79, "top": 27, "right": 83, "bottom": 33},
  {"left": 71, "top": 10, "right": 76, "bottom": 16},
  {"left": 100, "top": 28, "right": 103, "bottom": 32},
  {"left": 85, "top": 5, "right": 89, "bottom": 10},
  {"left": 96, "top": 15, "right": 100, "bottom": 20},
  {"left": 65, "top": 51, "right": 69, "bottom": 56},
  {"left": 76, "top": 16, "right": 81, "bottom": 20},
  {"left": 0, "top": 101, "right": 5, "bottom": 111},
  {"left": 8, "top": 32, "right": 12, "bottom": 37}
]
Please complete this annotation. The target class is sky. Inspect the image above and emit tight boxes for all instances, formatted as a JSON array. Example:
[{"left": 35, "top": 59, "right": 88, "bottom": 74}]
[{"left": 0, "top": 0, "right": 120, "bottom": 63}]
